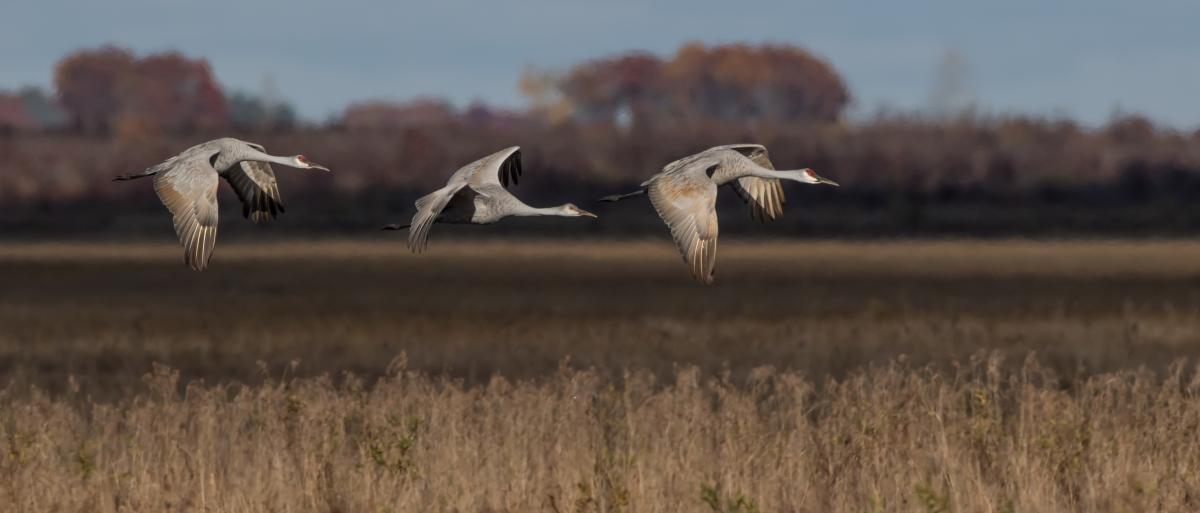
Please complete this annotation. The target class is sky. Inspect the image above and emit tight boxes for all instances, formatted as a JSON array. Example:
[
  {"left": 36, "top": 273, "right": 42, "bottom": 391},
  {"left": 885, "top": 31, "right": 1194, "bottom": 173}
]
[{"left": 2, "top": 0, "right": 1198, "bottom": 128}]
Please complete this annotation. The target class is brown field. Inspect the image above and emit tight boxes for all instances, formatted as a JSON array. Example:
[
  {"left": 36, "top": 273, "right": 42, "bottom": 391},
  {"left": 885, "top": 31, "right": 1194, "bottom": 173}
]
[{"left": 2, "top": 239, "right": 1200, "bottom": 512}]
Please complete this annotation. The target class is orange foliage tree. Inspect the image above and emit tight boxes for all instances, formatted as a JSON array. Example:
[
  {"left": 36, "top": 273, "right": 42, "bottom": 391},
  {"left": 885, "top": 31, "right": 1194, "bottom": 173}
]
[
  {"left": 662, "top": 42, "right": 850, "bottom": 124},
  {"left": 544, "top": 42, "right": 850, "bottom": 127},
  {"left": 54, "top": 46, "right": 135, "bottom": 133},
  {"left": 125, "top": 52, "right": 228, "bottom": 132},
  {"left": 559, "top": 52, "right": 664, "bottom": 126},
  {"left": 53, "top": 46, "right": 228, "bottom": 134}
]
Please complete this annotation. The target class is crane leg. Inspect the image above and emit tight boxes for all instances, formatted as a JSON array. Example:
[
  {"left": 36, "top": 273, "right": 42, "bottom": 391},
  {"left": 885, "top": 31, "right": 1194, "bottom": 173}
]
[
  {"left": 113, "top": 170, "right": 157, "bottom": 181},
  {"left": 599, "top": 189, "right": 646, "bottom": 202}
]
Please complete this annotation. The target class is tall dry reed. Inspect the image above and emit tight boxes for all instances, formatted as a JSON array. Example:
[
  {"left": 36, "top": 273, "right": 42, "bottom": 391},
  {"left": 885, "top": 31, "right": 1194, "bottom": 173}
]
[{"left": 3, "top": 355, "right": 1199, "bottom": 513}]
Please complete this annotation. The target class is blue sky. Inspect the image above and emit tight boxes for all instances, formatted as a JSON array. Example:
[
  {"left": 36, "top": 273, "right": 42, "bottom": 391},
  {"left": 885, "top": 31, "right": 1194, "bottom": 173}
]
[{"left": 3, "top": 0, "right": 1198, "bottom": 127}]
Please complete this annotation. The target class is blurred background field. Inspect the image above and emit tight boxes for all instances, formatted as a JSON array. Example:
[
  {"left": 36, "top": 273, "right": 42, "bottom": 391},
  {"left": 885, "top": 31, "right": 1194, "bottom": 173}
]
[{"left": 4, "top": 239, "right": 1200, "bottom": 395}]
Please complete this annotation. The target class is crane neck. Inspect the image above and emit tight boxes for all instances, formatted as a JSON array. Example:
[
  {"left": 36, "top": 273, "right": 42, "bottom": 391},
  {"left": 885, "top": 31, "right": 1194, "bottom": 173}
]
[
  {"left": 748, "top": 166, "right": 806, "bottom": 182},
  {"left": 244, "top": 150, "right": 299, "bottom": 168},
  {"left": 513, "top": 204, "right": 566, "bottom": 217}
]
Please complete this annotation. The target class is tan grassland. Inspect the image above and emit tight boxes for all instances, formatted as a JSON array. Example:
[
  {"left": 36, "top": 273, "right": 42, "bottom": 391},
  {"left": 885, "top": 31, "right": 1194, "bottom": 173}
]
[{"left": 1, "top": 239, "right": 1199, "bottom": 512}]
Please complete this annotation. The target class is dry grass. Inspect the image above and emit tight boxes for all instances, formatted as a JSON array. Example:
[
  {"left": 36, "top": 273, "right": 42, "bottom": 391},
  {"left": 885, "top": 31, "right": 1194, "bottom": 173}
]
[
  {"left": 3, "top": 239, "right": 1200, "bottom": 512},
  {"left": 3, "top": 358, "right": 1200, "bottom": 512}
]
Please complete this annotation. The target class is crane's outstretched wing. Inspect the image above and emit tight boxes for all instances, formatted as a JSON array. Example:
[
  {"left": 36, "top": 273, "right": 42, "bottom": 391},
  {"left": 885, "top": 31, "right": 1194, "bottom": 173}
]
[
  {"left": 222, "top": 160, "right": 284, "bottom": 223},
  {"left": 730, "top": 174, "right": 784, "bottom": 222},
  {"left": 464, "top": 146, "right": 522, "bottom": 189},
  {"left": 407, "top": 183, "right": 466, "bottom": 253},
  {"left": 719, "top": 144, "right": 786, "bottom": 222},
  {"left": 153, "top": 159, "right": 220, "bottom": 271},
  {"left": 647, "top": 161, "right": 720, "bottom": 284}
]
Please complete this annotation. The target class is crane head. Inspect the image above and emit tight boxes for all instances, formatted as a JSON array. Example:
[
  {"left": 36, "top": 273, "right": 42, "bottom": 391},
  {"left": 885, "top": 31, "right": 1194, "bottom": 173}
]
[
  {"left": 293, "top": 155, "right": 331, "bottom": 172},
  {"left": 560, "top": 203, "right": 598, "bottom": 218},
  {"left": 801, "top": 168, "right": 838, "bottom": 187}
]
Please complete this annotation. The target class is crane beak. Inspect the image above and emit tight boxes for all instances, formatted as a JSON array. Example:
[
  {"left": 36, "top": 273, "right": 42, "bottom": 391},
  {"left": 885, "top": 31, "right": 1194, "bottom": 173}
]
[
  {"left": 577, "top": 208, "right": 598, "bottom": 218},
  {"left": 309, "top": 163, "right": 331, "bottom": 172},
  {"left": 811, "top": 171, "right": 838, "bottom": 187}
]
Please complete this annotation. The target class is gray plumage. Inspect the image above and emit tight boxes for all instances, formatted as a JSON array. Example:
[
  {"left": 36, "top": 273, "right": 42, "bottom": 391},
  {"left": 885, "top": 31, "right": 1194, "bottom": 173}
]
[
  {"left": 383, "top": 146, "right": 597, "bottom": 252},
  {"left": 600, "top": 144, "right": 838, "bottom": 284},
  {"left": 115, "top": 137, "right": 330, "bottom": 270}
]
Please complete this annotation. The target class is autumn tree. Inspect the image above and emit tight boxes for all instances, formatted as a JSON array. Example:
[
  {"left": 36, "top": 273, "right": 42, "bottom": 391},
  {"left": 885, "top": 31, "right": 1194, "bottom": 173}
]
[
  {"left": 54, "top": 46, "right": 135, "bottom": 133},
  {"left": 518, "top": 66, "right": 571, "bottom": 124},
  {"left": 544, "top": 42, "right": 850, "bottom": 127},
  {"left": 53, "top": 47, "right": 228, "bottom": 134},
  {"left": 661, "top": 42, "right": 849, "bottom": 124},
  {"left": 123, "top": 52, "right": 228, "bottom": 132},
  {"left": 558, "top": 52, "right": 664, "bottom": 127}
]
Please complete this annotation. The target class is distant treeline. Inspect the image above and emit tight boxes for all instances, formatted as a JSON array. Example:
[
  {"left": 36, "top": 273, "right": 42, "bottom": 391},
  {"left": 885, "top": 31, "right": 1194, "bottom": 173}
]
[
  {"left": 2, "top": 43, "right": 1200, "bottom": 236},
  {"left": 4, "top": 116, "right": 1200, "bottom": 237}
]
